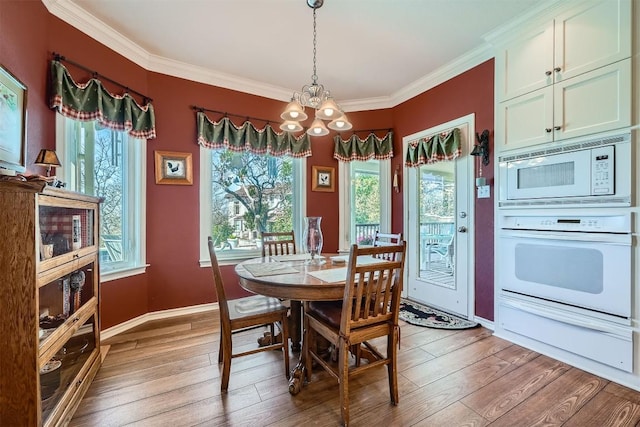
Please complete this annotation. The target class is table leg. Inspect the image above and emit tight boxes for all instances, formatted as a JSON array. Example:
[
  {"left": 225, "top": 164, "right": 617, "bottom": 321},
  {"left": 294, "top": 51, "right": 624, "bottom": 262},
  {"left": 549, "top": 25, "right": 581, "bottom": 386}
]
[{"left": 289, "top": 300, "right": 302, "bottom": 352}]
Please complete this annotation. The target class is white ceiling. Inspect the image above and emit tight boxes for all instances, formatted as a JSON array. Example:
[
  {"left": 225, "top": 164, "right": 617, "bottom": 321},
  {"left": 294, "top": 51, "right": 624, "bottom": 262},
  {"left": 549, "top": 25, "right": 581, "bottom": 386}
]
[{"left": 44, "top": 0, "right": 547, "bottom": 110}]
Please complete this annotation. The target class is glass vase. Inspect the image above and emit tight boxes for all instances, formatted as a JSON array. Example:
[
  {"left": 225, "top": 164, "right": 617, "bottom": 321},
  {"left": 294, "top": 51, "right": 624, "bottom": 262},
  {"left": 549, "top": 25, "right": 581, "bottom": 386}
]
[{"left": 303, "top": 216, "right": 324, "bottom": 265}]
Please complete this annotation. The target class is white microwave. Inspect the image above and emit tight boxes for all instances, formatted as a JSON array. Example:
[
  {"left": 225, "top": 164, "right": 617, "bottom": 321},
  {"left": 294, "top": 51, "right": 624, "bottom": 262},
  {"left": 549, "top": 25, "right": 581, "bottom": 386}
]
[{"left": 498, "top": 133, "right": 631, "bottom": 208}]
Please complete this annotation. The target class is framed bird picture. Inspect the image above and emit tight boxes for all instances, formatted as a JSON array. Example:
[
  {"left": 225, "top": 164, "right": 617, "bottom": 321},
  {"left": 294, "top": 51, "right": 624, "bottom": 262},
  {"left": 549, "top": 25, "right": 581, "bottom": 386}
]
[
  {"left": 154, "top": 150, "right": 193, "bottom": 185},
  {"left": 311, "top": 165, "right": 335, "bottom": 192}
]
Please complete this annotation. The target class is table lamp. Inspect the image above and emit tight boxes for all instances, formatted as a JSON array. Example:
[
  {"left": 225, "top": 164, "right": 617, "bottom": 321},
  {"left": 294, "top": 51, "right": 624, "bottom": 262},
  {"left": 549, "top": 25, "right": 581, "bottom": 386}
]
[{"left": 34, "top": 149, "right": 61, "bottom": 177}]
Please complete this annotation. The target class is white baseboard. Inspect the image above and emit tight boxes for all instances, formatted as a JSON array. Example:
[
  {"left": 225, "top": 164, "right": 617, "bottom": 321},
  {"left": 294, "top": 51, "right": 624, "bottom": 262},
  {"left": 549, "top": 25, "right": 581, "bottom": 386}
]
[
  {"left": 101, "top": 302, "right": 219, "bottom": 341},
  {"left": 475, "top": 316, "right": 494, "bottom": 331}
]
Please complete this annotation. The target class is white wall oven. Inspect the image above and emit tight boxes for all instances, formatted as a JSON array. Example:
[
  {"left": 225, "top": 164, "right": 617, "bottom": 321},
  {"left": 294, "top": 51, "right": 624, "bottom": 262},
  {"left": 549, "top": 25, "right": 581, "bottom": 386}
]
[
  {"left": 498, "top": 212, "right": 633, "bottom": 372},
  {"left": 498, "top": 132, "right": 631, "bottom": 208}
]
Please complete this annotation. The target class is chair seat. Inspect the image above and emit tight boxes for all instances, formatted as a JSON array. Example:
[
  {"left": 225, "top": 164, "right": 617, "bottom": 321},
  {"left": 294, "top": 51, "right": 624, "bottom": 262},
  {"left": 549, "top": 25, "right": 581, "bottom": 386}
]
[
  {"left": 307, "top": 300, "right": 343, "bottom": 328},
  {"left": 229, "top": 295, "right": 287, "bottom": 321}
]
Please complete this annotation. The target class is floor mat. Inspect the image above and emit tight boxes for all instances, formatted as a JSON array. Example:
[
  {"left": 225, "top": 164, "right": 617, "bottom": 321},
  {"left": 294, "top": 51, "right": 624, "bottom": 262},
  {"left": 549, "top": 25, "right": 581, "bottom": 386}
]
[{"left": 399, "top": 299, "right": 479, "bottom": 329}]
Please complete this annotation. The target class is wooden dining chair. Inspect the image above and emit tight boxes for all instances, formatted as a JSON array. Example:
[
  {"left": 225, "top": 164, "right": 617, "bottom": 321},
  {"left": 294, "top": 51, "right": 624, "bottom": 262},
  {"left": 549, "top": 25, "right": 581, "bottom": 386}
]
[
  {"left": 261, "top": 230, "right": 296, "bottom": 257},
  {"left": 303, "top": 242, "right": 406, "bottom": 426},
  {"left": 373, "top": 231, "right": 403, "bottom": 260},
  {"left": 208, "top": 237, "right": 290, "bottom": 392}
]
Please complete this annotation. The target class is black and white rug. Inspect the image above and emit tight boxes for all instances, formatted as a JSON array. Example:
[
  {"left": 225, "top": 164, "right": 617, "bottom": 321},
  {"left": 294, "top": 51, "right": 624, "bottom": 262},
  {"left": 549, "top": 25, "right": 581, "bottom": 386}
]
[{"left": 399, "top": 300, "right": 479, "bottom": 330}]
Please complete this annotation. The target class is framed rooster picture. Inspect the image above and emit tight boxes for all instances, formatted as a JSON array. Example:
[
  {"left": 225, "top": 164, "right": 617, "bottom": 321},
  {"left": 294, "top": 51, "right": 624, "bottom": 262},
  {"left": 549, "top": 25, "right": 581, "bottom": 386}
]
[{"left": 154, "top": 151, "right": 193, "bottom": 185}]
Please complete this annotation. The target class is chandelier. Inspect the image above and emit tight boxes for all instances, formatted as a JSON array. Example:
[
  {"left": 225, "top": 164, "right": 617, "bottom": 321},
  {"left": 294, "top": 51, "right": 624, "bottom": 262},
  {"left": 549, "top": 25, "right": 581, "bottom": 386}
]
[{"left": 280, "top": 0, "right": 352, "bottom": 136}]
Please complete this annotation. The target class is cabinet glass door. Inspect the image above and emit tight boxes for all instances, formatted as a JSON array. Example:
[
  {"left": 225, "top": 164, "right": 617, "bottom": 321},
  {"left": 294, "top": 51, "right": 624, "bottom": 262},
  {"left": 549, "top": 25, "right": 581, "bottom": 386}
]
[
  {"left": 40, "top": 315, "right": 97, "bottom": 423},
  {"left": 39, "top": 204, "right": 95, "bottom": 260}
]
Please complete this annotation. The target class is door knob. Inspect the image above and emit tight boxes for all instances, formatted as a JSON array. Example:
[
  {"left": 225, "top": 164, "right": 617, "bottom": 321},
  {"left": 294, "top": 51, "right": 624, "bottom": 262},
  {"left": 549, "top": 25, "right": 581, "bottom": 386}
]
[
  {"left": 459, "top": 212, "right": 467, "bottom": 218},
  {"left": 458, "top": 226, "right": 467, "bottom": 233}
]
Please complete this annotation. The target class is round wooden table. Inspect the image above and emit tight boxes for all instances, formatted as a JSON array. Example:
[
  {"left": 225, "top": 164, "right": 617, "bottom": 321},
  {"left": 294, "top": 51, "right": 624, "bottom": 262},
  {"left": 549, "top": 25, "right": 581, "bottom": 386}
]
[{"left": 235, "top": 254, "right": 347, "bottom": 394}]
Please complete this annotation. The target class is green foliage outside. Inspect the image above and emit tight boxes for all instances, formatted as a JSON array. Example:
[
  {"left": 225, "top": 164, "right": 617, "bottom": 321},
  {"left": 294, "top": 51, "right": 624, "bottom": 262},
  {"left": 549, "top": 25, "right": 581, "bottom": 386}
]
[{"left": 210, "top": 150, "right": 293, "bottom": 247}]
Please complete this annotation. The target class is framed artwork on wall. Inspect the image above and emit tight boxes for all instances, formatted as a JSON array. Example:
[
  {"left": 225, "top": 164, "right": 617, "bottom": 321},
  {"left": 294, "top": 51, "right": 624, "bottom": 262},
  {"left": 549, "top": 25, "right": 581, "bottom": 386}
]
[
  {"left": 154, "top": 150, "right": 193, "bottom": 185},
  {"left": 0, "top": 64, "right": 27, "bottom": 173},
  {"left": 311, "top": 165, "right": 335, "bottom": 192}
]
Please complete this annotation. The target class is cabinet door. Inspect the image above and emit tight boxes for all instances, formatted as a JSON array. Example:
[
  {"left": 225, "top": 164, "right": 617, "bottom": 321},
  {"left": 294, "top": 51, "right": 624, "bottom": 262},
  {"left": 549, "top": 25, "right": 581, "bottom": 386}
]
[
  {"left": 497, "top": 86, "right": 553, "bottom": 152},
  {"left": 554, "top": 0, "right": 631, "bottom": 82},
  {"left": 554, "top": 59, "right": 631, "bottom": 140},
  {"left": 496, "top": 23, "right": 554, "bottom": 101}
]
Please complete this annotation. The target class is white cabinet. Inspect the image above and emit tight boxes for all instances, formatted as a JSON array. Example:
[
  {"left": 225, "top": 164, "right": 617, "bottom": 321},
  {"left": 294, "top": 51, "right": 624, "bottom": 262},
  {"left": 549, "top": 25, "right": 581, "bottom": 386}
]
[
  {"left": 496, "top": 0, "right": 631, "bottom": 102},
  {"left": 497, "top": 59, "right": 631, "bottom": 151}
]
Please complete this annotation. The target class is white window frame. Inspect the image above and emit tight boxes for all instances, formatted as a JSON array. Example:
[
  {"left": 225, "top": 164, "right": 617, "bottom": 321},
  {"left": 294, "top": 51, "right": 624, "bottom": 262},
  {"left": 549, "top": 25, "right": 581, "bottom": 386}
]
[
  {"left": 337, "top": 159, "right": 392, "bottom": 252},
  {"left": 199, "top": 146, "right": 307, "bottom": 266},
  {"left": 55, "top": 114, "right": 148, "bottom": 281}
]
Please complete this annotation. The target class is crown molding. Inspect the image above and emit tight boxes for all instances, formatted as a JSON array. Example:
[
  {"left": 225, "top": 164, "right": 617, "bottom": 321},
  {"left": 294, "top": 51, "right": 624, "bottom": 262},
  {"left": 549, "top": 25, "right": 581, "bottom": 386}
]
[
  {"left": 146, "top": 55, "right": 294, "bottom": 102},
  {"left": 42, "top": 0, "right": 529, "bottom": 112},
  {"left": 388, "top": 43, "right": 494, "bottom": 108},
  {"left": 43, "top": 0, "right": 151, "bottom": 68}
]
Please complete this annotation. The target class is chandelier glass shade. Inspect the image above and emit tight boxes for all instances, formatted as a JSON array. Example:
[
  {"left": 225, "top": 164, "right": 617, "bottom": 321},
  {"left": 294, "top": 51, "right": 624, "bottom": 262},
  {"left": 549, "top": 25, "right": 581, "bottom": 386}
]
[{"left": 281, "top": 0, "right": 351, "bottom": 137}]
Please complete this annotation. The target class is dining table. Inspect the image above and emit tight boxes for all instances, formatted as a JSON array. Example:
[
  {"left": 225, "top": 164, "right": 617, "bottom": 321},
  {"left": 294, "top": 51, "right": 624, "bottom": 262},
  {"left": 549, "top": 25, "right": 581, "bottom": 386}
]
[{"left": 235, "top": 252, "right": 351, "bottom": 394}]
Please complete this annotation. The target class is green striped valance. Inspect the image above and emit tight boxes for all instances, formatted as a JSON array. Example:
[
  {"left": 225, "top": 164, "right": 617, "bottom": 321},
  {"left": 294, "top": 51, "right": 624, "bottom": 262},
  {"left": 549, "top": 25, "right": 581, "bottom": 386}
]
[
  {"left": 49, "top": 60, "right": 156, "bottom": 139},
  {"left": 405, "top": 128, "right": 461, "bottom": 167},
  {"left": 333, "top": 132, "right": 394, "bottom": 162},
  {"left": 197, "top": 112, "right": 311, "bottom": 158}
]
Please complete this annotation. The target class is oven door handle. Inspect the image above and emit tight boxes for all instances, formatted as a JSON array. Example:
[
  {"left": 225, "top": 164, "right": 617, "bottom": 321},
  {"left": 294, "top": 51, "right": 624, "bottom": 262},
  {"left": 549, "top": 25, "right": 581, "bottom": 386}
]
[
  {"left": 499, "top": 230, "right": 631, "bottom": 245},
  {"left": 501, "top": 297, "right": 632, "bottom": 338}
]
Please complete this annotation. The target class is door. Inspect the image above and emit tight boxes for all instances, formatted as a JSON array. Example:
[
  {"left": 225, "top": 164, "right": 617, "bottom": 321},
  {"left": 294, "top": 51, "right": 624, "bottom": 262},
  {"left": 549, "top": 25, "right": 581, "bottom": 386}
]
[{"left": 403, "top": 115, "right": 473, "bottom": 318}]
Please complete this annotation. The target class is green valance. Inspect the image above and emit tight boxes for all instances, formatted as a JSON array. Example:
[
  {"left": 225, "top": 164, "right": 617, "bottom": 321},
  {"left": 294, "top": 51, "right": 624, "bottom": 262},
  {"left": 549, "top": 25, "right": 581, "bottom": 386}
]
[
  {"left": 196, "top": 112, "right": 311, "bottom": 158},
  {"left": 405, "top": 128, "right": 461, "bottom": 167},
  {"left": 333, "top": 132, "right": 394, "bottom": 162},
  {"left": 49, "top": 60, "right": 156, "bottom": 139}
]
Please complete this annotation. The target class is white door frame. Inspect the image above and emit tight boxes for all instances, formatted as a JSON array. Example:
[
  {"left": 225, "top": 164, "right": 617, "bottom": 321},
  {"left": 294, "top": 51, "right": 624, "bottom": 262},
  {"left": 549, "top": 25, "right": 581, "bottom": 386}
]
[{"left": 401, "top": 113, "right": 476, "bottom": 319}]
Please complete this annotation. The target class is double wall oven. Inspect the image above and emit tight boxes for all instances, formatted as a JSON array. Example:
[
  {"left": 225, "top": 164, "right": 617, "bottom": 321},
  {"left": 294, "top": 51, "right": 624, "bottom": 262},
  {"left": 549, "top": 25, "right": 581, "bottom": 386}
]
[{"left": 496, "top": 132, "right": 634, "bottom": 373}]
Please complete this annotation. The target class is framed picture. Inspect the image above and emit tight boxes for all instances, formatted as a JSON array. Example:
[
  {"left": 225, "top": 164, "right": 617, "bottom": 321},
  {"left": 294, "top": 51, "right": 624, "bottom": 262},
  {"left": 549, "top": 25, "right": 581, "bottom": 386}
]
[
  {"left": 0, "top": 65, "right": 27, "bottom": 173},
  {"left": 154, "top": 150, "right": 193, "bottom": 185},
  {"left": 311, "top": 165, "right": 335, "bottom": 192}
]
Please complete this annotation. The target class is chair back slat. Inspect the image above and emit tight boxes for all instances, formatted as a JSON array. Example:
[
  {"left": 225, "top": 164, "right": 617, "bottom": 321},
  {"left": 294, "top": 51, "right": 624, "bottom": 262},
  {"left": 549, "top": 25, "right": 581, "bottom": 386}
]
[
  {"left": 341, "top": 243, "right": 406, "bottom": 331},
  {"left": 261, "top": 231, "right": 296, "bottom": 257},
  {"left": 373, "top": 232, "right": 403, "bottom": 260}
]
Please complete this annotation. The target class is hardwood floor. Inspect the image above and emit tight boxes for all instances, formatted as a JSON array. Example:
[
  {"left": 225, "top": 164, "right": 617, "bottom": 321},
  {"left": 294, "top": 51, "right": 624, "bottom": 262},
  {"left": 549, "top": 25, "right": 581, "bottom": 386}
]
[{"left": 70, "top": 311, "right": 640, "bottom": 426}]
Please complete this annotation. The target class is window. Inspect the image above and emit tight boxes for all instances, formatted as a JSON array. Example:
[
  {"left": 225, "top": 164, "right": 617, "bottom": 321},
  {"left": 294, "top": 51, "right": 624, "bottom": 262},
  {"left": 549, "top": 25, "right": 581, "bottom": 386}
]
[
  {"left": 56, "top": 115, "right": 147, "bottom": 279},
  {"left": 199, "top": 147, "right": 306, "bottom": 263},
  {"left": 338, "top": 159, "right": 392, "bottom": 251}
]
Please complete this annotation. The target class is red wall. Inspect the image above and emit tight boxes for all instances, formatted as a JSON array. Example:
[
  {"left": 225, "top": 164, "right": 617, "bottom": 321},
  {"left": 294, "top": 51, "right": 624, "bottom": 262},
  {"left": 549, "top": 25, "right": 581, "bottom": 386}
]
[
  {"left": 1, "top": 1, "right": 494, "bottom": 327},
  {"left": 393, "top": 61, "right": 496, "bottom": 320}
]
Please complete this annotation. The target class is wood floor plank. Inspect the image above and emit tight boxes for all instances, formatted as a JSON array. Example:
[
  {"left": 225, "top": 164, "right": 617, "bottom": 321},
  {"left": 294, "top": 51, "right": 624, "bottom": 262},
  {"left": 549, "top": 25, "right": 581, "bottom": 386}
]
[
  {"left": 488, "top": 368, "right": 609, "bottom": 427},
  {"left": 413, "top": 401, "right": 489, "bottom": 427},
  {"left": 461, "top": 354, "right": 570, "bottom": 421},
  {"left": 419, "top": 327, "right": 494, "bottom": 357},
  {"left": 402, "top": 335, "right": 513, "bottom": 388},
  {"left": 562, "top": 390, "right": 640, "bottom": 427},
  {"left": 354, "top": 354, "right": 517, "bottom": 426}
]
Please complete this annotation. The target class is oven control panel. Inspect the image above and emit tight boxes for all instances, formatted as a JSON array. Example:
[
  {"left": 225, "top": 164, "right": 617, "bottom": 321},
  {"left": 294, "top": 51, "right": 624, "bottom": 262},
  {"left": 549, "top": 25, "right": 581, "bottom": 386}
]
[{"left": 500, "top": 214, "right": 631, "bottom": 233}]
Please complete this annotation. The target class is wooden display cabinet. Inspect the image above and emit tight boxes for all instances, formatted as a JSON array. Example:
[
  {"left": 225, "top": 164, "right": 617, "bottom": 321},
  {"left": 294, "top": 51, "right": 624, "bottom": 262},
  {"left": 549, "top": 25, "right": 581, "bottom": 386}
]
[{"left": 0, "top": 181, "right": 102, "bottom": 426}]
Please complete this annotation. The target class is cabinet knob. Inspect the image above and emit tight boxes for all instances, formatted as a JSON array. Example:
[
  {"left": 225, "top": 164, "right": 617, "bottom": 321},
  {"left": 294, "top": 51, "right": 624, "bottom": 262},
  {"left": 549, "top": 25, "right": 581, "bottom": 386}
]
[
  {"left": 554, "top": 126, "right": 561, "bottom": 131},
  {"left": 545, "top": 128, "right": 553, "bottom": 133},
  {"left": 554, "top": 67, "right": 561, "bottom": 72},
  {"left": 545, "top": 70, "right": 552, "bottom": 76}
]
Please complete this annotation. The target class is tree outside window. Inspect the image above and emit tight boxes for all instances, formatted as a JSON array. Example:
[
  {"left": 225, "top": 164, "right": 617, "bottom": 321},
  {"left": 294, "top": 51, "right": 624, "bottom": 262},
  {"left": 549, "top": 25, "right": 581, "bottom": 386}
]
[{"left": 209, "top": 150, "right": 294, "bottom": 251}]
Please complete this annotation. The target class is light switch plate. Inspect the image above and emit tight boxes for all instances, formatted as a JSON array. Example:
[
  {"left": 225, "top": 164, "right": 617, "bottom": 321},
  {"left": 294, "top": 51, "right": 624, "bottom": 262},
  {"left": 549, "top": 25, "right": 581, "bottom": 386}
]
[{"left": 477, "top": 185, "right": 490, "bottom": 198}]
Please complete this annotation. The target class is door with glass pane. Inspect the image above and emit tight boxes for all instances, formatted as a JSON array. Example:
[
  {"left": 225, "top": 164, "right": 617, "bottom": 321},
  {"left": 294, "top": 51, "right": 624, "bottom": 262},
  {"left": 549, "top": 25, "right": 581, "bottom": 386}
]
[{"left": 404, "top": 116, "right": 473, "bottom": 318}]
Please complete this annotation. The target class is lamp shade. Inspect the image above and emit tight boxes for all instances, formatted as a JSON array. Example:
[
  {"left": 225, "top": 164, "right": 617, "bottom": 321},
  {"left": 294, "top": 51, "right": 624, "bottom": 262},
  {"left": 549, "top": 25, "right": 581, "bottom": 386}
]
[
  {"left": 315, "top": 97, "right": 340, "bottom": 120},
  {"left": 280, "top": 120, "right": 304, "bottom": 133},
  {"left": 34, "top": 149, "right": 61, "bottom": 167},
  {"left": 328, "top": 114, "right": 352, "bottom": 131},
  {"left": 281, "top": 100, "right": 308, "bottom": 121},
  {"left": 306, "top": 118, "right": 330, "bottom": 136}
]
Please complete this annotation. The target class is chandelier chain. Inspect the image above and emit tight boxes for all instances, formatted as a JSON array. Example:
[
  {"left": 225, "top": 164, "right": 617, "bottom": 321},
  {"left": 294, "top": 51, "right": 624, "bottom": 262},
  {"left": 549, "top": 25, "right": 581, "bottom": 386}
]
[{"left": 312, "top": 7, "right": 318, "bottom": 84}]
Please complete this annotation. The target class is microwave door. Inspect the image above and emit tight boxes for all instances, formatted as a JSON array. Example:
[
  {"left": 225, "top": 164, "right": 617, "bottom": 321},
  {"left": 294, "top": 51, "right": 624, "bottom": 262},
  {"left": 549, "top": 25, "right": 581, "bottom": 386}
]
[{"left": 506, "top": 150, "right": 592, "bottom": 200}]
